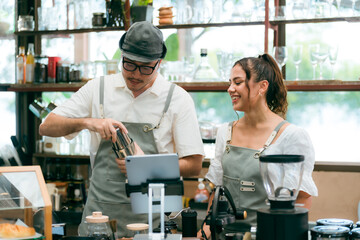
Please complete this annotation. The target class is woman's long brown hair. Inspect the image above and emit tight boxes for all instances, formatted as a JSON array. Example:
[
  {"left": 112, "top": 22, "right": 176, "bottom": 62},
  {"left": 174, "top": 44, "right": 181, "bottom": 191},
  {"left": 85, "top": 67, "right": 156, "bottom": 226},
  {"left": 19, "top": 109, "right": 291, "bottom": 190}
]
[{"left": 233, "top": 53, "right": 288, "bottom": 117}]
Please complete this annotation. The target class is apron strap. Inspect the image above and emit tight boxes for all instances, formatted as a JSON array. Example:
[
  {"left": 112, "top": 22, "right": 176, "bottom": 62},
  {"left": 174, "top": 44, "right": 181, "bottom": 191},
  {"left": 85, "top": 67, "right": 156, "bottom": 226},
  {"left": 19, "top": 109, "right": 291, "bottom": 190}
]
[
  {"left": 143, "top": 83, "right": 176, "bottom": 132},
  {"left": 254, "top": 120, "right": 288, "bottom": 158},
  {"left": 226, "top": 121, "right": 233, "bottom": 144},
  {"left": 100, "top": 76, "right": 105, "bottom": 119}
]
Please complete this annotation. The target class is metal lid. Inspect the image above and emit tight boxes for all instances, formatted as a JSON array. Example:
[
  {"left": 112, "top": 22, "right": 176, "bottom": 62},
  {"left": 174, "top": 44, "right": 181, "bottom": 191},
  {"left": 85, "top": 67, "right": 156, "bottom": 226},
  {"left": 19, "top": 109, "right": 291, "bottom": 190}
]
[
  {"left": 311, "top": 226, "right": 350, "bottom": 237},
  {"left": 351, "top": 228, "right": 360, "bottom": 237},
  {"left": 85, "top": 211, "right": 109, "bottom": 223},
  {"left": 316, "top": 218, "right": 353, "bottom": 228},
  {"left": 259, "top": 154, "right": 304, "bottom": 163}
]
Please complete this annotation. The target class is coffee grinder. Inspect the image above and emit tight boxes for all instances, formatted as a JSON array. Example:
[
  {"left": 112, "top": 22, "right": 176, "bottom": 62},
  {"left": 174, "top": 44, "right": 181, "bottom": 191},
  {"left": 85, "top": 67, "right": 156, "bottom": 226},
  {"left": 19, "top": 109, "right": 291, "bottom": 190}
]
[{"left": 256, "top": 155, "right": 308, "bottom": 240}]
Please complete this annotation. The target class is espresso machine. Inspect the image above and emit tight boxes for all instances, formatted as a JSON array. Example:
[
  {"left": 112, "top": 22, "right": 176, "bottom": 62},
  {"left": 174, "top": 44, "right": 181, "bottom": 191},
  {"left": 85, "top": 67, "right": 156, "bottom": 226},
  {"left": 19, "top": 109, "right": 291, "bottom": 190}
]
[{"left": 256, "top": 154, "right": 308, "bottom": 240}]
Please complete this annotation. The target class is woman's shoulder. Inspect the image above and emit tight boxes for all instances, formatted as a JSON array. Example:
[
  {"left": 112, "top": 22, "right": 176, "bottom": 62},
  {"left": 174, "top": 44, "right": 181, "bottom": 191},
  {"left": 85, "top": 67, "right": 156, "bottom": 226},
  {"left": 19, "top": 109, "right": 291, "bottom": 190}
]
[
  {"left": 278, "top": 123, "right": 312, "bottom": 146},
  {"left": 283, "top": 124, "right": 309, "bottom": 137}
]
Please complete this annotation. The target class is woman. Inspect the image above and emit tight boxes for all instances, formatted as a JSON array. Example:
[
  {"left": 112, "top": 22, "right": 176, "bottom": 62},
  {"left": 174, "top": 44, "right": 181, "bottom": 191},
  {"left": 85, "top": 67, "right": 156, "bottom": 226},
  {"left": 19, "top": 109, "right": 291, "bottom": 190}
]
[{"left": 199, "top": 54, "right": 318, "bottom": 238}]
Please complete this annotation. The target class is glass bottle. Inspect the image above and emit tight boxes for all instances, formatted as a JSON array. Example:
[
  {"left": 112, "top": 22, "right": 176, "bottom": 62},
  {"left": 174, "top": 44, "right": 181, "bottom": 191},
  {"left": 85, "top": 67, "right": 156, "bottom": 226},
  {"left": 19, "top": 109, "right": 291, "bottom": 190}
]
[
  {"left": 16, "top": 46, "right": 26, "bottom": 84},
  {"left": 193, "top": 48, "right": 219, "bottom": 82},
  {"left": 45, "top": 158, "right": 54, "bottom": 181},
  {"left": 84, "top": 212, "right": 113, "bottom": 240},
  {"left": 26, "top": 43, "right": 35, "bottom": 84}
]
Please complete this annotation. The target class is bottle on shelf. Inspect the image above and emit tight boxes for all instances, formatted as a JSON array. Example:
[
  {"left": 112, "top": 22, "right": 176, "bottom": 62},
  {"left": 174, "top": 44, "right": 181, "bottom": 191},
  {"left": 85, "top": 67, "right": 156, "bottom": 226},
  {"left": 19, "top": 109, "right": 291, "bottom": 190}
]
[
  {"left": 194, "top": 178, "right": 209, "bottom": 203},
  {"left": 65, "top": 160, "right": 73, "bottom": 181},
  {"left": 16, "top": 46, "right": 26, "bottom": 84},
  {"left": 193, "top": 48, "right": 219, "bottom": 82},
  {"left": 45, "top": 158, "right": 54, "bottom": 181},
  {"left": 26, "top": 43, "right": 35, "bottom": 84}
]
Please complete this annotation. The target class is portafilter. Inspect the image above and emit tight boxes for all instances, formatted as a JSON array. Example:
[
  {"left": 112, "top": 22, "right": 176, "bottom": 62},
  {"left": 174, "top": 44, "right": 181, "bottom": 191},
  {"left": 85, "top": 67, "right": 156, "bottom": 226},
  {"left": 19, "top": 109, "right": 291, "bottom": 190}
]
[{"left": 112, "top": 128, "right": 135, "bottom": 158}]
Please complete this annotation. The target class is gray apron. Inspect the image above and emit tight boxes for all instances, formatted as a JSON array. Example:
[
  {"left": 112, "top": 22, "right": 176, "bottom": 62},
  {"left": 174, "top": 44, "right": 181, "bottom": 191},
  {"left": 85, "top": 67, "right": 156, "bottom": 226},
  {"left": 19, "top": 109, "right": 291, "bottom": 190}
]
[
  {"left": 222, "top": 120, "right": 287, "bottom": 232},
  {"left": 79, "top": 77, "right": 176, "bottom": 237}
]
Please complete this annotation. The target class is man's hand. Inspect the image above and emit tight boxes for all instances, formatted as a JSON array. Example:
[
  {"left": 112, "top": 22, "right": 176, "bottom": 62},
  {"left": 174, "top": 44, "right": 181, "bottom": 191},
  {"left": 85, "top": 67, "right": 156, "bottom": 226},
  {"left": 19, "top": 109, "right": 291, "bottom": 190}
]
[
  {"left": 115, "top": 142, "right": 144, "bottom": 175},
  {"left": 86, "top": 118, "right": 127, "bottom": 143}
]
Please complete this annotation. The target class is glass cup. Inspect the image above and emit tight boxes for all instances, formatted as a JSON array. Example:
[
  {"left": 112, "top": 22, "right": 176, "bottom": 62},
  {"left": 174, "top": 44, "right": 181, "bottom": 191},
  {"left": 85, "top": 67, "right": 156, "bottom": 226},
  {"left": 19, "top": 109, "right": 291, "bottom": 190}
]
[
  {"left": 106, "top": 60, "right": 119, "bottom": 75},
  {"left": 175, "top": 0, "right": 193, "bottom": 24},
  {"left": 292, "top": 44, "right": 303, "bottom": 81},
  {"left": 309, "top": 44, "right": 320, "bottom": 80},
  {"left": 272, "top": 46, "right": 288, "bottom": 71},
  {"left": 274, "top": 6, "right": 287, "bottom": 20},
  {"left": 17, "top": 15, "right": 34, "bottom": 31},
  {"left": 292, "top": 1, "right": 307, "bottom": 19},
  {"left": 315, "top": 2, "right": 326, "bottom": 18}
]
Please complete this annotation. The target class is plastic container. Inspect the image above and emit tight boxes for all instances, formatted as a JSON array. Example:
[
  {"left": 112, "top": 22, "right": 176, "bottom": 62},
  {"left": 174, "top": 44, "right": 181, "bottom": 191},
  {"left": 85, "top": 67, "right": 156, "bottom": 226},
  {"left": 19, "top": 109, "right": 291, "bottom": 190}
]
[
  {"left": 350, "top": 228, "right": 360, "bottom": 239},
  {"left": 311, "top": 225, "right": 350, "bottom": 240},
  {"left": 194, "top": 178, "right": 209, "bottom": 203},
  {"left": 316, "top": 218, "right": 354, "bottom": 229}
]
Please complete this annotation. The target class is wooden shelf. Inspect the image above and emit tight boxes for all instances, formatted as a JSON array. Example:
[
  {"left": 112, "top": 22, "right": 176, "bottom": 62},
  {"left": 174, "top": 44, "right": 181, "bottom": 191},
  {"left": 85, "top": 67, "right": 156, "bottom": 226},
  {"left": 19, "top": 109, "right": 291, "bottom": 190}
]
[
  {"left": 270, "top": 16, "right": 360, "bottom": 25},
  {"left": 13, "top": 16, "right": 360, "bottom": 37},
  {"left": 1, "top": 80, "right": 360, "bottom": 92},
  {"left": 4, "top": 82, "right": 85, "bottom": 92},
  {"left": 13, "top": 22, "right": 266, "bottom": 36},
  {"left": 32, "top": 153, "right": 90, "bottom": 159}
]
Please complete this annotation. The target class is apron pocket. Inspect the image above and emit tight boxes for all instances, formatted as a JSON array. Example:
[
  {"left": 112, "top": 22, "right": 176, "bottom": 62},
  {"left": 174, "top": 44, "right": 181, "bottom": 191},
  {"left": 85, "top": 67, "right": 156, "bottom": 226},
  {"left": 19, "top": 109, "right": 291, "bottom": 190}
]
[{"left": 106, "top": 157, "right": 127, "bottom": 182}]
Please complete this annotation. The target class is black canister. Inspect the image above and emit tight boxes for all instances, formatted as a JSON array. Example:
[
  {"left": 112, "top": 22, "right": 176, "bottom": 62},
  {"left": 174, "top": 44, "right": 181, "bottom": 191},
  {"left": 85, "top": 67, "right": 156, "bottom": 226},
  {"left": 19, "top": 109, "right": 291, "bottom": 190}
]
[
  {"left": 225, "top": 233, "right": 243, "bottom": 240},
  {"left": 92, "top": 12, "right": 105, "bottom": 27},
  {"left": 317, "top": 218, "right": 354, "bottom": 229},
  {"left": 311, "top": 225, "right": 350, "bottom": 239},
  {"left": 351, "top": 228, "right": 360, "bottom": 239},
  {"left": 181, "top": 209, "right": 197, "bottom": 237},
  {"left": 34, "top": 56, "right": 47, "bottom": 83}
]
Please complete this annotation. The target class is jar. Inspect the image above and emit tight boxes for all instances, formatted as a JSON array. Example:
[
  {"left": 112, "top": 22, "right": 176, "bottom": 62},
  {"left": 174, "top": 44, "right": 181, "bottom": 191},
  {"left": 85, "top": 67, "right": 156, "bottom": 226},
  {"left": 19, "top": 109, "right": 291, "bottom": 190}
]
[
  {"left": 105, "top": 60, "right": 119, "bottom": 75},
  {"left": 92, "top": 13, "right": 106, "bottom": 27},
  {"left": 84, "top": 212, "right": 113, "bottom": 240},
  {"left": 17, "top": 15, "right": 34, "bottom": 31},
  {"left": 311, "top": 226, "right": 350, "bottom": 240},
  {"left": 316, "top": 218, "right": 354, "bottom": 229},
  {"left": 34, "top": 56, "right": 48, "bottom": 83},
  {"left": 351, "top": 228, "right": 360, "bottom": 239}
]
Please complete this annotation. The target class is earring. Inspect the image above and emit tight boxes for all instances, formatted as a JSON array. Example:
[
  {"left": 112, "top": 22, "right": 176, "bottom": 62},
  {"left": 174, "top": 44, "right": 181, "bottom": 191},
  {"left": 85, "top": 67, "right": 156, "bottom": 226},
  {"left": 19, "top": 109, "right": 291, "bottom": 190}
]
[{"left": 259, "top": 91, "right": 262, "bottom": 96}]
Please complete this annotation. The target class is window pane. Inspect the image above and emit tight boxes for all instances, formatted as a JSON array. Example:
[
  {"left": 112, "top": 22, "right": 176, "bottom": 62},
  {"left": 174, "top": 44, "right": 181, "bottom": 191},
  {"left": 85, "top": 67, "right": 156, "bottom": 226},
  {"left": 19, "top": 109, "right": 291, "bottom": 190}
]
[
  {"left": 285, "top": 22, "right": 360, "bottom": 81},
  {"left": 0, "top": 0, "right": 16, "bottom": 147},
  {"left": 0, "top": 92, "right": 16, "bottom": 146},
  {"left": 288, "top": 91, "right": 360, "bottom": 162}
]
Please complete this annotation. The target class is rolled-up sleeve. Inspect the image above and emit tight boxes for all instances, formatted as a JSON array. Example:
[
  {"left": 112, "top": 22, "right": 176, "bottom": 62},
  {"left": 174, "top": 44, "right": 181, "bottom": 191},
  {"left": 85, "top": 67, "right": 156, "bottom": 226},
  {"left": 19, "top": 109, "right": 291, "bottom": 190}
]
[{"left": 205, "top": 123, "right": 228, "bottom": 186}]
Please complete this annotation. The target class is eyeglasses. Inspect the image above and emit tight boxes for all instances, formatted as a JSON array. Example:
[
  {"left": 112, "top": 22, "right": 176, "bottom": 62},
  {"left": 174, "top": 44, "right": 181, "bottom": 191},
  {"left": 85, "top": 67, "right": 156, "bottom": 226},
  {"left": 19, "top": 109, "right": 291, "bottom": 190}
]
[{"left": 122, "top": 58, "right": 159, "bottom": 75}]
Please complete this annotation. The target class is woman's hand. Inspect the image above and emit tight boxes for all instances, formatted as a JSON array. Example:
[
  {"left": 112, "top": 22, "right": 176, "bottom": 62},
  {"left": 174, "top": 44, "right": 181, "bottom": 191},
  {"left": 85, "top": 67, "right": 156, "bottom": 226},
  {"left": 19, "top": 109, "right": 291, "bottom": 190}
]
[{"left": 197, "top": 225, "right": 210, "bottom": 240}]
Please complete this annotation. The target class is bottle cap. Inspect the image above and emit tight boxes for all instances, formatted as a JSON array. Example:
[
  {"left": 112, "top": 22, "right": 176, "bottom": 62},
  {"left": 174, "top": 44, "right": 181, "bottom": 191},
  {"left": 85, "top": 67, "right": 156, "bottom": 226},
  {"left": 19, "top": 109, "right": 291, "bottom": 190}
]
[
  {"left": 200, "top": 49, "right": 207, "bottom": 55},
  {"left": 86, "top": 211, "right": 109, "bottom": 223}
]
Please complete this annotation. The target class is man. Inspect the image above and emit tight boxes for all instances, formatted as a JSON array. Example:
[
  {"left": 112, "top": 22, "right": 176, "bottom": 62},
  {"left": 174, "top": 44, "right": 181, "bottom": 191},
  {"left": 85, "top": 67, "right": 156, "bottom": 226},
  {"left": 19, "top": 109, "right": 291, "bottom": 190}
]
[{"left": 39, "top": 21, "right": 204, "bottom": 237}]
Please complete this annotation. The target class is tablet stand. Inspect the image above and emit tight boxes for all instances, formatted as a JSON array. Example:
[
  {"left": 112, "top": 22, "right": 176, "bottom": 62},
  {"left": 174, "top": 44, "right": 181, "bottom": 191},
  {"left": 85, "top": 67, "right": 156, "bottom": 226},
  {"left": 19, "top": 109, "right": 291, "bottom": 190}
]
[{"left": 133, "top": 183, "right": 182, "bottom": 240}]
